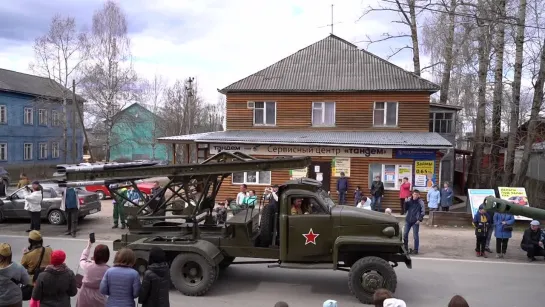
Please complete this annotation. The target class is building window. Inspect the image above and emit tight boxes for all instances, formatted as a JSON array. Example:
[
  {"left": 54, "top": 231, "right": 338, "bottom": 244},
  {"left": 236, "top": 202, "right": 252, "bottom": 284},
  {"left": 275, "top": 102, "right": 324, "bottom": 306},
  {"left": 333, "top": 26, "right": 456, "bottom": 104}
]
[
  {"left": 0, "top": 143, "right": 6, "bottom": 161},
  {"left": 369, "top": 163, "right": 413, "bottom": 190},
  {"left": 253, "top": 102, "right": 276, "bottom": 126},
  {"left": 24, "top": 143, "right": 33, "bottom": 160},
  {"left": 24, "top": 108, "right": 34, "bottom": 125},
  {"left": 52, "top": 110, "right": 60, "bottom": 126},
  {"left": 0, "top": 105, "right": 6, "bottom": 124},
  {"left": 429, "top": 112, "right": 454, "bottom": 133},
  {"left": 232, "top": 171, "right": 271, "bottom": 185},
  {"left": 52, "top": 142, "right": 60, "bottom": 158},
  {"left": 39, "top": 143, "right": 48, "bottom": 159},
  {"left": 373, "top": 102, "right": 398, "bottom": 127},
  {"left": 312, "top": 102, "right": 336, "bottom": 126},
  {"left": 38, "top": 109, "right": 48, "bottom": 126}
]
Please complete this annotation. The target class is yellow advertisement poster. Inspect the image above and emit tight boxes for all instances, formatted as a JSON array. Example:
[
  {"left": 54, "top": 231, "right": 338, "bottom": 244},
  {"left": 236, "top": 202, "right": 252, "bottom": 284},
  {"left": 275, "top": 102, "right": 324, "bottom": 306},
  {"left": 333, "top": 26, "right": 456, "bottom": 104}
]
[
  {"left": 498, "top": 187, "right": 531, "bottom": 221},
  {"left": 289, "top": 168, "right": 308, "bottom": 179},
  {"left": 332, "top": 157, "right": 350, "bottom": 177},
  {"left": 413, "top": 160, "right": 435, "bottom": 190},
  {"left": 398, "top": 165, "right": 412, "bottom": 183}
]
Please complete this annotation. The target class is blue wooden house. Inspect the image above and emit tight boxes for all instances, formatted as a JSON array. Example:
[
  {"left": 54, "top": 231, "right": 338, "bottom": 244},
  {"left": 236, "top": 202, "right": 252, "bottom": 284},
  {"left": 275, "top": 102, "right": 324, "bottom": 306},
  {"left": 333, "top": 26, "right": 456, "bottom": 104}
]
[
  {"left": 109, "top": 103, "right": 169, "bottom": 162},
  {"left": 0, "top": 68, "right": 83, "bottom": 177}
]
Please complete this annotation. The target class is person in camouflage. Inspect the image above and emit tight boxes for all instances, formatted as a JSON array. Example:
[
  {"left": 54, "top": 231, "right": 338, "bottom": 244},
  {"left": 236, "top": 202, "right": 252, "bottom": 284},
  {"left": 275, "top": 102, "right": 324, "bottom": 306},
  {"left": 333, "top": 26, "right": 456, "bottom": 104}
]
[{"left": 111, "top": 186, "right": 128, "bottom": 229}]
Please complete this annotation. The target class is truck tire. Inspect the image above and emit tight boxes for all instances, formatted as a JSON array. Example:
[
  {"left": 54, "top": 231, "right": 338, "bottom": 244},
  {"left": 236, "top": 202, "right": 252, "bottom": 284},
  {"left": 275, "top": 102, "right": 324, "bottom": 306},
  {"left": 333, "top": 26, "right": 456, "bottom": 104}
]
[
  {"left": 219, "top": 256, "right": 235, "bottom": 270},
  {"left": 257, "top": 204, "right": 274, "bottom": 247},
  {"left": 348, "top": 256, "right": 397, "bottom": 304},
  {"left": 170, "top": 253, "right": 217, "bottom": 296}
]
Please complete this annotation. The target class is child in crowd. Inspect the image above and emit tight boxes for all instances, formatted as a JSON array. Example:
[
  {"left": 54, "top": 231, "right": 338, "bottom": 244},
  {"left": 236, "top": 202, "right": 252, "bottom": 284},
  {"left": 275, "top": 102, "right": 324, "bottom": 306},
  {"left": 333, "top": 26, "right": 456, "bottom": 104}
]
[
  {"left": 214, "top": 200, "right": 229, "bottom": 224},
  {"left": 385, "top": 208, "right": 392, "bottom": 215},
  {"left": 448, "top": 295, "right": 470, "bottom": 307},
  {"left": 323, "top": 299, "right": 337, "bottom": 307},
  {"left": 357, "top": 196, "right": 372, "bottom": 210},
  {"left": 274, "top": 302, "right": 289, "bottom": 307},
  {"left": 473, "top": 204, "right": 491, "bottom": 257},
  {"left": 243, "top": 190, "right": 258, "bottom": 208},
  {"left": 354, "top": 186, "right": 363, "bottom": 206}
]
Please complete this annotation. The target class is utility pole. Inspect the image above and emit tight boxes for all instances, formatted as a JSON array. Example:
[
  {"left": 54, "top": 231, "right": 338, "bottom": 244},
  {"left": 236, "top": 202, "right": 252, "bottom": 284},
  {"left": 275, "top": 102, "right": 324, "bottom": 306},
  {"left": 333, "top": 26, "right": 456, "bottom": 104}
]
[
  {"left": 330, "top": 4, "right": 334, "bottom": 34},
  {"left": 72, "top": 80, "right": 77, "bottom": 163}
]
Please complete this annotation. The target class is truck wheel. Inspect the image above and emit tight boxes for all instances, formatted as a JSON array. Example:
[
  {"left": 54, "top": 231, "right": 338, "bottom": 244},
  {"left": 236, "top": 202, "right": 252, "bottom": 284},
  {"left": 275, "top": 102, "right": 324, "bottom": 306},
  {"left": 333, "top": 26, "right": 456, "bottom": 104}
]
[
  {"left": 348, "top": 256, "right": 397, "bottom": 304},
  {"left": 170, "top": 253, "right": 217, "bottom": 296},
  {"left": 219, "top": 256, "right": 235, "bottom": 270}
]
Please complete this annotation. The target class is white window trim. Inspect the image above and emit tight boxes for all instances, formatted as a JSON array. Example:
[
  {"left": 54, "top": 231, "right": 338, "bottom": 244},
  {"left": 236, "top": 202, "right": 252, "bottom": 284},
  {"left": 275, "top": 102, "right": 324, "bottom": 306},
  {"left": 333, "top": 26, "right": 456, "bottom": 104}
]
[
  {"left": 429, "top": 111, "right": 454, "bottom": 134},
  {"left": 38, "top": 109, "right": 48, "bottom": 126},
  {"left": 52, "top": 110, "right": 60, "bottom": 126},
  {"left": 24, "top": 107, "right": 34, "bottom": 125},
  {"left": 52, "top": 142, "right": 60, "bottom": 158},
  {"left": 373, "top": 102, "right": 399, "bottom": 127},
  {"left": 0, "top": 105, "right": 6, "bottom": 124},
  {"left": 311, "top": 102, "right": 336, "bottom": 126},
  {"left": 24, "top": 143, "right": 33, "bottom": 160},
  {"left": 253, "top": 101, "right": 277, "bottom": 126},
  {"left": 39, "top": 143, "right": 48, "bottom": 159},
  {"left": 231, "top": 171, "right": 272, "bottom": 185},
  {"left": 370, "top": 163, "right": 413, "bottom": 191},
  {"left": 0, "top": 143, "right": 7, "bottom": 161}
]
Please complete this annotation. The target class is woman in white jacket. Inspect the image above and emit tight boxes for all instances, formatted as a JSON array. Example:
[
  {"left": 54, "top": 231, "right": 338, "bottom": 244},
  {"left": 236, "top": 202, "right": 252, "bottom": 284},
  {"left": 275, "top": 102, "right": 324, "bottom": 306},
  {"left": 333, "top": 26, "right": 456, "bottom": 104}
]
[{"left": 24, "top": 182, "right": 43, "bottom": 232}]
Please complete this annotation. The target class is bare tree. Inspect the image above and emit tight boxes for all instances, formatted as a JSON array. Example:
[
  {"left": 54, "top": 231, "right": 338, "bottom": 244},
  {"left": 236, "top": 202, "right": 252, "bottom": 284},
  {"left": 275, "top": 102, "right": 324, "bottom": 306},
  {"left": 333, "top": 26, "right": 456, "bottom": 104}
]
[
  {"left": 137, "top": 74, "right": 167, "bottom": 159},
  {"left": 81, "top": 0, "right": 138, "bottom": 161},
  {"left": 29, "top": 15, "right": 89, "bottom": 163}
]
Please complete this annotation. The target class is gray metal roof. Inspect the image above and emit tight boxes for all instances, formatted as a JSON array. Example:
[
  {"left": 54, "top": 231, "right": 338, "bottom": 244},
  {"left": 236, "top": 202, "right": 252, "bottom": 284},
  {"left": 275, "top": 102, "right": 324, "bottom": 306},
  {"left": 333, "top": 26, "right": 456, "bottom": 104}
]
[
  {"left": 158, "top": 130, "right": 452, "bottom": 149},
  {"left": 0, "top": 68, "right": 76, "bottom": 100},
  {"left": 220, "top": 35, "right": 439, "bottom": 94}
]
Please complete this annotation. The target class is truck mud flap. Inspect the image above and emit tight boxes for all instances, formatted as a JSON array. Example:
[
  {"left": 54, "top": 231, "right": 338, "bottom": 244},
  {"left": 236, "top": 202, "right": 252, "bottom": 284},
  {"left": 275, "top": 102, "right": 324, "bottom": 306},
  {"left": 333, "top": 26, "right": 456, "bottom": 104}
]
[
  {"left": 113, "top": 239, "right": 127, "bottom": 251},
  {"left": 399, "top": 246, "right": 412, "bottom": 269}
]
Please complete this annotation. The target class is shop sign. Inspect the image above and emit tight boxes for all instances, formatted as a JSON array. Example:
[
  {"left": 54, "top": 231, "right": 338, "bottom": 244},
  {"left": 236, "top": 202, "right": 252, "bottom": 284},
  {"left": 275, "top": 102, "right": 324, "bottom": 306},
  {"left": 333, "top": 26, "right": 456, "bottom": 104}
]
[
  {"left": 395, "top": 149, "right": 436, "bottom": 160},
  {"left": 413, "top": 160, "right": 436, "bottom": 191},
  {"left": 209, "top": 144, "right": 392, "bottom": 158},
  {"left": 332, "top": 157, "right": 350, "bottom": 177},
  {"left": 468, "top": 189, "right": 497, "bottom": 218},
  {"left": 290, "top": 168, "right": 308, "bottom": 179},
  {"left": 498, "top": 187, "right": 532, "bottom": 221}
]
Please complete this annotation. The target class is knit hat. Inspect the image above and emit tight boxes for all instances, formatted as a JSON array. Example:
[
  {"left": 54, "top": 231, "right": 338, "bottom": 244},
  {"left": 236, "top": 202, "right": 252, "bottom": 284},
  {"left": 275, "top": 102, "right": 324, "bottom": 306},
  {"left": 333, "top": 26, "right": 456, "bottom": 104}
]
[
  {"left": 148, "top": 246, "right": 166, "bottom": 265},
  {"left": 323, "top": 300, "right": 338, "bottom": 307},
  {"left": 0, "top": 243, "right": 11, "bottom": 257},
  {"left": 383, "top": 298, "right": 407, "bottom": 307},
  {"left": 29, "top": 230, "right": 42, "bottom": 241},
  {"left": 530, "top": 220, "right": 540, "bottom": 226},
  {"left": 478, "top": 204, "right": 484, "bottom": 210},
  {"left": 50, "top": 250, "right": 66, "bottom": 265}
]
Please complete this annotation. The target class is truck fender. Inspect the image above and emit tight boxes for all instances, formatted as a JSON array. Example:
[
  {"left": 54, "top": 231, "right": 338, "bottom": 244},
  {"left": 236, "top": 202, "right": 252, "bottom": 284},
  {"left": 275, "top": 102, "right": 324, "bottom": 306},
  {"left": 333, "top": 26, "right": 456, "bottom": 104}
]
[
  {"left": 182, "top": 240, "right": 224, "bottom": 266},
  {"left": 332, "top": 236, "right": 402, "bottom": 269},
  {"left": 128, "top": 239, "right": 224, "bottom": 267}
]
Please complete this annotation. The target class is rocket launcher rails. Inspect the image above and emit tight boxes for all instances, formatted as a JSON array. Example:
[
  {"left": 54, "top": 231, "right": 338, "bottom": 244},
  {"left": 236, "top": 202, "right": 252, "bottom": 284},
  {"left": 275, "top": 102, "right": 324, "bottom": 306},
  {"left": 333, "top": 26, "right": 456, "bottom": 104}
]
[{"left": 483, "top": 196, "right": 545, "bottom": 220}]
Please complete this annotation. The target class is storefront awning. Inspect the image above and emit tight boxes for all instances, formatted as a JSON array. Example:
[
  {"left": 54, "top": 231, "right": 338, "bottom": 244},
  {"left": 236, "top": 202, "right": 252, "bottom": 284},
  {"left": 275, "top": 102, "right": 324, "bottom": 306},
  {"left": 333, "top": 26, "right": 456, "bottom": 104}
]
[{"left": 158, "top": 130, "right": 453, "bottom": 149}]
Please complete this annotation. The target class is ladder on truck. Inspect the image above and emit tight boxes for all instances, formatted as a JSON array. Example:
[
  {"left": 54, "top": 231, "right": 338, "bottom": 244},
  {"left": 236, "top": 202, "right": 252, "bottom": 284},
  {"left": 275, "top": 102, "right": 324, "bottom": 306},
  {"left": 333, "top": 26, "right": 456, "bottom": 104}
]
[{"left": 56, "top": 152, "right": 311, "bottom": 229}]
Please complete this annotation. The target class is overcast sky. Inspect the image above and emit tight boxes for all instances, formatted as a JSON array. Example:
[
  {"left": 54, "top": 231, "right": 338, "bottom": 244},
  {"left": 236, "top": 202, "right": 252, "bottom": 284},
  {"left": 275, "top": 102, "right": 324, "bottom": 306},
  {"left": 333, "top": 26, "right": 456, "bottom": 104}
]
[{"left": 0, "top": 0, "right": 432, "bottom": 104}]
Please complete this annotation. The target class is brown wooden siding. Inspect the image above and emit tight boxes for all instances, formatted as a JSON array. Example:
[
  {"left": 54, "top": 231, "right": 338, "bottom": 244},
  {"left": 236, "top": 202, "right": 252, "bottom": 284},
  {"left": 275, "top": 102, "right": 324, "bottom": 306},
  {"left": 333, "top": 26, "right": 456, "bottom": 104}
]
[
  {"left": 226, "top": 92, "right": 431, "bottom": 131},
  {"left": 216, "top": 153, "right": 441, "bottom": 213}
]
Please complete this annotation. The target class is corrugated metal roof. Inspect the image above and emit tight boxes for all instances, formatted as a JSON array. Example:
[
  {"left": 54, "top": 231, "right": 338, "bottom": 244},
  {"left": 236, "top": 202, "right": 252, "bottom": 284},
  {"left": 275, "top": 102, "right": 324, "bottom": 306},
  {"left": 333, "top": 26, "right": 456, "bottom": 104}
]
[
  {"left": 220, "top": 35, "right": 439, "bottom": 94},
  {"left": 0, "top": 68, "right": 77, "bottom": 100},
  {"left": 158, "top": 130, "right": 452, "bottom": 148}
]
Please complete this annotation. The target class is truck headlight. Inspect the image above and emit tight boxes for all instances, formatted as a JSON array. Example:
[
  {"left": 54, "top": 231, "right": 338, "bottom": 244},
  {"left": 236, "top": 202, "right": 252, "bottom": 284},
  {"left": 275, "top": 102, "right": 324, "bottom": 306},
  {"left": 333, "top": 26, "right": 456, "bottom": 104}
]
[{"left": 382, "top": 226, "right": 396, "bottom": 238}]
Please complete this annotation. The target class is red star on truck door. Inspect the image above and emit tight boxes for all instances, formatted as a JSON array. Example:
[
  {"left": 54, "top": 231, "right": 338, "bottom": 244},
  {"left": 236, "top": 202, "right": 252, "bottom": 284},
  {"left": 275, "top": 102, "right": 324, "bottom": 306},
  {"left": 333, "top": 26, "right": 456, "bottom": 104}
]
[{"left": 303, "top": 228, "right": 320, "bottom": 245}]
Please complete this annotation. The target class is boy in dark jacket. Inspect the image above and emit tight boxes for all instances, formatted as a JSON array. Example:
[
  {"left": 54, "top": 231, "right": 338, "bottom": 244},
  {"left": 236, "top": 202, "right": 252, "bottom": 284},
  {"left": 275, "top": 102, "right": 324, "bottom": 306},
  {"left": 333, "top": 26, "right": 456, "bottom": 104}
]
[
  {"left": 473, "top": 204, "right": 491, "bottom": 258},
  {"left": 336, "top": 172, "right": 348, "bottom": 205},
  {"left": 354, "top": 186, "right": 362, "bottom": 206},
  {"left": 139, "top": 247, "right": 170, "bottom": 307},
  {"left": 370, "top": 176, "right": 385, "bottom": 212}
]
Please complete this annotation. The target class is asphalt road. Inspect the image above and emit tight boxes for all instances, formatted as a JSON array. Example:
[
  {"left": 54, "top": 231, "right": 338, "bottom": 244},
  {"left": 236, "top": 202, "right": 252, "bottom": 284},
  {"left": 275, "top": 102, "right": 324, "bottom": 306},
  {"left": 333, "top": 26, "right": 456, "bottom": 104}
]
[{"left": 0, "top": 234, "right": 541, "bottom": 307}]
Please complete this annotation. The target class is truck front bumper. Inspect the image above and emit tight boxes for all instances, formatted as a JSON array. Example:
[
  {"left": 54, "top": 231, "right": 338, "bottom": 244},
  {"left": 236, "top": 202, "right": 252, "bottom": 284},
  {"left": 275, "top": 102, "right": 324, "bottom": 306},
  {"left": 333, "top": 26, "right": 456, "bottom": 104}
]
[{"left": 391, "top": 246, "right": 412, "bottom": 269}]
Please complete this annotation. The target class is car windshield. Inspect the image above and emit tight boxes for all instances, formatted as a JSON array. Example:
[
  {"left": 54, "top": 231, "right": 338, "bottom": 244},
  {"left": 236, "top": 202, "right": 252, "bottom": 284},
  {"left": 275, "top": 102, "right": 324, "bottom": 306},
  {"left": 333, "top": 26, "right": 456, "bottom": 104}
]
[{"left": 318, "top": 189, "right": 335, "bottom": 208}]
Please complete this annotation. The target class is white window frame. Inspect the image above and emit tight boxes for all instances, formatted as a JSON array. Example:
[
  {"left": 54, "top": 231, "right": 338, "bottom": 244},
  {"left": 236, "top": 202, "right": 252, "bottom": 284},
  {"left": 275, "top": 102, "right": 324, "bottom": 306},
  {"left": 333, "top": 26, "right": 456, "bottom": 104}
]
[
  {"left": 38, "top": 109, "right": 48, "bottom": 126},
  {"left": 0, "top": 105, "right": 6, "bottom": 124},
  {"left": 253, "top": 101, "right": 276, "bottom": 126},
  {"left": 429, "top": 112, "right": 454, "bottom": 134},
  {"left": 52, "top": 142, "right": 60, "bottom": 158},
  {"left": 52, "top": 110, "right": 60, "bottom": 126},
  {"left": 232, "top": 171, "right": 272, "bottom": 185},
  {"left": 39, "top": 143, "right": 48, "bottom": 159},
  {"left": 373, "top": 102, "right": 399, "bottom": 127},
  {"left": 311, "top": 102, "right": 336, "bottom": 126},
  {"left": 24, "top": 107, "right": 34, "bottom": 125},
  {"left": 0, "top": 143, "right": 7, "bottom": 161},
  {"left": 24, "top": 143, "right": 33, "bottom": 160},
  {"left": 369, "top": 163, "right": 413, "bottom": 191}
]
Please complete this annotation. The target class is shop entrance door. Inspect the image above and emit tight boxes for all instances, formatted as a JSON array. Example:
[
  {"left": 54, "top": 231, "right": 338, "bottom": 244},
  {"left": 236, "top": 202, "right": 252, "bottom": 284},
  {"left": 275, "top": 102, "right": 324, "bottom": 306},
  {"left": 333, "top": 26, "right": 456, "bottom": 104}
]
[{"left": 309, "top": 161, "right": 332, "bottom": 192}]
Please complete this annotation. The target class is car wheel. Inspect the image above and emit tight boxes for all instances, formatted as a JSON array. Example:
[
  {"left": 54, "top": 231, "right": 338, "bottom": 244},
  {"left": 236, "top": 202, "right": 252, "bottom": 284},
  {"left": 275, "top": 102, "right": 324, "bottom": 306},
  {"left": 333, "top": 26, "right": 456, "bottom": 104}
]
[
  {"left": 170, "top": 253, "right": 217, "bottom": 296},
  {"left": 348, "top": 256, "right": 397, "bottom": 304},
  {"left": 48, "top": 209, "right": 66, "bottom": 225},
  {"left": 96, "top": 191, "right": 106, "bottom": 200}
]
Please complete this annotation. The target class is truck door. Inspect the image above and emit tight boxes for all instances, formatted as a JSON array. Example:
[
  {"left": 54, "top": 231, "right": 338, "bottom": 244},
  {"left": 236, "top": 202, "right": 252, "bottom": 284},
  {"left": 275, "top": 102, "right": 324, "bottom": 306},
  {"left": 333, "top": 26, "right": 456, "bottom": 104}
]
[{"left": 286, "top": 195, "right": 333, "bottom": 262}]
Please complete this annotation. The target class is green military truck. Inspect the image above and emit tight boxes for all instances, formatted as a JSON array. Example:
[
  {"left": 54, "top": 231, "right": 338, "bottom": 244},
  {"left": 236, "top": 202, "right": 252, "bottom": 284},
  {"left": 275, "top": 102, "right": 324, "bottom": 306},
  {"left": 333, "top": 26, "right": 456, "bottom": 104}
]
[{"left": 57, "top": 152, "right": 411, "bottom": 304}]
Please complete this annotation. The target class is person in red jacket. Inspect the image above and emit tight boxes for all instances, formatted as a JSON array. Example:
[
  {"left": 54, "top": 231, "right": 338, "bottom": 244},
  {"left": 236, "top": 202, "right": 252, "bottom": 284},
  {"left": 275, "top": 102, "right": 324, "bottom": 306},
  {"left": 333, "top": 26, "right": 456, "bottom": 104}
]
[{"left": 398, "top": 177, "right": 411, "bottom": 215}]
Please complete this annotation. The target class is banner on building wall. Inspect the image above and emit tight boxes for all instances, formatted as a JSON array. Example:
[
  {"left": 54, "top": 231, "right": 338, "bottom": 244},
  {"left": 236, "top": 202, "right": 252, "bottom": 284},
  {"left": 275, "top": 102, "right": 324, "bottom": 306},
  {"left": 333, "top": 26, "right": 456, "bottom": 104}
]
[
  {"left": 209, "top": 144, "right": 392, "bottom": 158},
  {"left": 397, "top": 165, "right": 413, "bottom": 183},
  {"left": 413, "top": 160, "right": 435, "bottom": 191},
  {"left": 468, "top": 189, "right": 497, "bottom": 219},
  {"left": 332, "top": 157, "right": 350, "bottom": 177},
  {"left": 498, "top": 187, "right": 532, "bottom": 221},
  {"left": 290, "top": 168, "right": 308, "bottom": 180}
]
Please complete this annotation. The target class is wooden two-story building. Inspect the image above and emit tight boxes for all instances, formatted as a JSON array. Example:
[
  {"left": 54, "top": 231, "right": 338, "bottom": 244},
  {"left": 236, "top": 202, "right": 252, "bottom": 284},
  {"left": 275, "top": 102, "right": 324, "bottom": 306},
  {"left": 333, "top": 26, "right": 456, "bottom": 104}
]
[{"left": 159, "top": 35, "right": 453, "bottom": 211}]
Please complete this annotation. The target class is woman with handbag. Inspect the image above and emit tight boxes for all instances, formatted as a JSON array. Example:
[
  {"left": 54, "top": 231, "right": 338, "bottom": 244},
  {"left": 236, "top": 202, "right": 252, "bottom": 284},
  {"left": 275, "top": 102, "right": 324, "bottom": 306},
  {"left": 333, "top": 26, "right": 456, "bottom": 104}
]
[
  {"left": 32, "top": 250, "right": 78, "bottom": 307},
  {"left": 76, "top": 240, "right": 110, "bottom": 307},
  {"left": 0, "top": 243, "right": 31, "bottom": 307},
  {"left": 493, "top": 212, "right": 516, "bottom": 258}
]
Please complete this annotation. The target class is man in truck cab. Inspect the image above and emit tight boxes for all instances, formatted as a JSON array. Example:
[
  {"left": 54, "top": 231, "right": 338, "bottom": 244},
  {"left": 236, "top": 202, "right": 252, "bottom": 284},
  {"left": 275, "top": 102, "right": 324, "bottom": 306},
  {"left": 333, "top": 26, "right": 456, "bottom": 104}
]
[{"left": 291, "top": 198, "right": 304, "bottom": 215}]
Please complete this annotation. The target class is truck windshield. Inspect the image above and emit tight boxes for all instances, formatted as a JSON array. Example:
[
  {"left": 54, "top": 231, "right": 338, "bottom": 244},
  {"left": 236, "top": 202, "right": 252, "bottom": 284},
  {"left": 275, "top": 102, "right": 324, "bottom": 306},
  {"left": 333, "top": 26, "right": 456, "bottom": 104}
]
[{"left": 318, "top": 189, "right": 336, "bottom": 208}]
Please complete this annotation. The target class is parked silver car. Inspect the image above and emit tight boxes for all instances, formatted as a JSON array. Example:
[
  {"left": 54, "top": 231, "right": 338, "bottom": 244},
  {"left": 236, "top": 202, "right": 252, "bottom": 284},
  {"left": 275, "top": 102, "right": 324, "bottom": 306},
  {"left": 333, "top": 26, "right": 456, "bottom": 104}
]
[{"left": 0, "top": 183, "right": 101, "bottom": 225}]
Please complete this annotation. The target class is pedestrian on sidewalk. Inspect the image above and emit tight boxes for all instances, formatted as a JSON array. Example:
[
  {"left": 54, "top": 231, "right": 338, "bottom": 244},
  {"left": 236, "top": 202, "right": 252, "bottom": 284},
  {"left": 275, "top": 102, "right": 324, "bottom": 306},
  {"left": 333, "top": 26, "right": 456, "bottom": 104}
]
[
  {"left": 440, "top": 182, "right": 453, "bottom": 212},
  {"left": 493, "top": 212, "right": 515, "bottom": 258},
  {"left": 473, "top": 204, "right": 491, "bottom": 257},
  {"left": 354, "top": 186, "right": 363, "bottom": 206},
  {"left": 110, "top": 185, "right": 127, "bottom": 229},
  {"left": 21, "top": 231, "right": 52, "bottom": 281},
  {"left": 370, "top": 176, "right": 384, "bottom": 212},
  {"left": 398, "top": 177, "right": 411, "bottom": 215},
  {"left": 139, "top": 247, "right": 170, "bottom": 307},
  {"left": 100, "top": 248, "right": 141, "bottom": 307},
  {"left": 426, "top": 184, "right": 440, "bottom": 213},
  {"left": 24, "top": 182, "right": 43, "bottom": 232},
  {"left": 403, "top": 190, "right": 425, "bottom": 255},
  {"left": 0, "top": 243, "right": 31, "bottom": 307},
  {"left": 61, "top": 187, "right": 79, "bottom": 237},
  {"left": 485, "top": 209, "right": 496, "bottom": 253},
  {"left": 336, "top": 172, "right": 348, "bottom": 205},
  {"left": 32, "top": 250, "right": 78, "bottom": 307},
  {"left": 520, "top": 220, "right": 545, "bottom": 261},
  {"left": 76, "top": 240, "right": 110, "bottom": 307}
]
